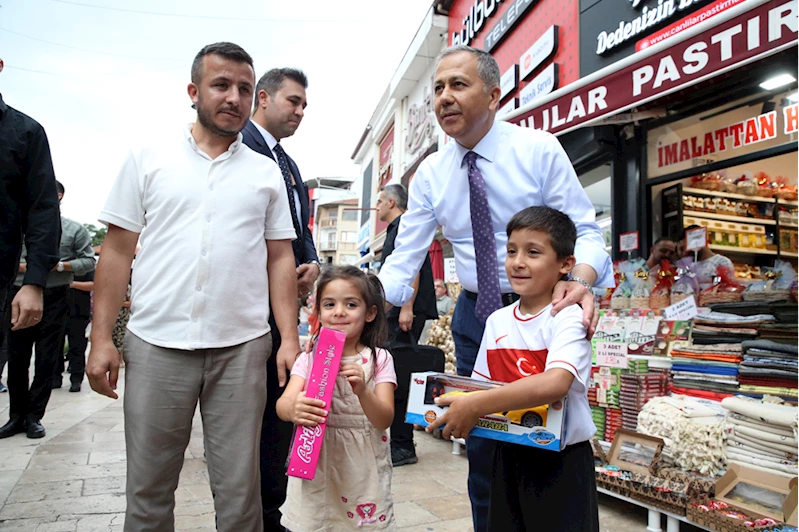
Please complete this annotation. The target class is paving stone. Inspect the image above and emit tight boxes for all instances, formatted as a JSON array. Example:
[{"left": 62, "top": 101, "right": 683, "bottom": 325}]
[
  {"left": 7, "top": 480, "right": 83, "bottom": 504},
  {"left": 28, "top": 453, "right": 88, "bottom": 468},
  {"left": 392, "top": 480, "right": 456, "bottom": 504},
  {"left": 34, "top": 521, "right": 77, "bottom": 531},
  {"left": 73, "top": 513, "right": 125, "bottom": 532},
  {"left": 81, "top": 476, "right": 125, "bottom": 497},
  {"left": 415, "top": 494, "right": 472, "bottom": 521},
  {"left": 394, "top": 502, "right": 441, "bottom": 528},
  {"left": 0, "top": 493, "right": 126, "bottom": 520},
  {"left": 87, "top": 451, "right": 126, "bottom": 465}
]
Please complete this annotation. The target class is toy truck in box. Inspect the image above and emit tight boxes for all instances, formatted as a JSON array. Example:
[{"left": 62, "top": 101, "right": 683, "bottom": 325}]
[{"left": 406, "top": 372, "right": 567, "bottom": 451}]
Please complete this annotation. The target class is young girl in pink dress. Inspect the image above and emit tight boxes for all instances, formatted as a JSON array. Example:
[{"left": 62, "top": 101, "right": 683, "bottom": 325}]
[{"left": 277, "top": 266, "right": 397, "bottom": 531}]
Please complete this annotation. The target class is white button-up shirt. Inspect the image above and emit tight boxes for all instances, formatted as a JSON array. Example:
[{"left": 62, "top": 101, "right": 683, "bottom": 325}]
[
  {"left": 379, "top": 121, "right": 613, "bottom": 307},
  {"left": 99, "top": 125, "right": 296, "bottom": 350}
]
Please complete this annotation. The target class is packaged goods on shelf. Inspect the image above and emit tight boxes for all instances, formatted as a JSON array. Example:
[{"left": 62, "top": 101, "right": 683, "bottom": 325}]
[{"left": 637, "top": 395, "right": 727, "bottom": 477}]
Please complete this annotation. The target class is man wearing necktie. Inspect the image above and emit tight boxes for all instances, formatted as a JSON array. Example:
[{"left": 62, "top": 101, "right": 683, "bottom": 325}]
[
  {"left": 241, "top": 68, "right": 320, "bottom": 532},
  {"left": 378, "top": 46, "right": 613, "bottom": 532}
]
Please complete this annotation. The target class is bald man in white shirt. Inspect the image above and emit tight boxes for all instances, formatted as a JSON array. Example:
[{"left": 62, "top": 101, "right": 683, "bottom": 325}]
[{"left": 378, "top": 45, "right": 613, "bottom": 532}]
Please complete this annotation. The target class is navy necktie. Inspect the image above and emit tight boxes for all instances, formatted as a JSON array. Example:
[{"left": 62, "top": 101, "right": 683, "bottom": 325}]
[
  {"left": 464, "top": 151, "right": 502, "bottom": 322},
  {"left": 273, "top": 144, "right": 302, "bottom": 251}
]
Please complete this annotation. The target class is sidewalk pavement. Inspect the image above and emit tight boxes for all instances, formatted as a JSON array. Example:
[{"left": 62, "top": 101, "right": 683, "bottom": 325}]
[{"left": 0, "top": 369, "right": 700, "bottom": 531}]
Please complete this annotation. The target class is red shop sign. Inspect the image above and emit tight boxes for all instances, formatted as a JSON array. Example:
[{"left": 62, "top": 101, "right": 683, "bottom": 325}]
[{"left": 507, "top": 0, "right": 797, "bottom": 135}]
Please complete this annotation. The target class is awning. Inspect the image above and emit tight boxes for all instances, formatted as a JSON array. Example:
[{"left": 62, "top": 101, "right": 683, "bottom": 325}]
[{"left": 503, "top": 0, "right": 797, "bottom": 135}]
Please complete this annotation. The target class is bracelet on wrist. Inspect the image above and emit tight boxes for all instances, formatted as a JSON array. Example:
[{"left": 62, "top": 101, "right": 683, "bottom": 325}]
[{"left": 567, "top": 276, "right": 592, "bottom": 291}]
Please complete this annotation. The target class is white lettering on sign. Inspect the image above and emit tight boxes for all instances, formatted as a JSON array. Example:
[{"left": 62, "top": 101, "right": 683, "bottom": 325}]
[
  {"left": 500, "top": 64, "right": 519, "bottom": 100},
  {"left": 632, "top": 2, "right": 798, "bottom": 97},
  {"left": 520, "top": 63, "right": 558, "bottom": 107},
  {"left": 784, "top": 103, "right": 799, "bottom": 135},
  {"left": 595, "top": 342, "right": 629, "bottom": 368},
  {"left": 405, "top": 90, "right": 435, "bottom": 158},
  {"left": 664, "top": 296, "right": 698, "bottom": 320},
  {"left": 452, "top": 0, "right": 503, "bottom": 47},
  {"left": 497, "top": 97, "right": 519, "bottom": 118},
  {"left": 657, "top": 110, "right": 778, "bottom": 167},
  {"left": 619, "top": 231, "right": 640, "bottom": 252},
  {"left": 595, "top": 0, "right": 715, "bottom": 55},
  {"left": 685, "top": 226, "right": 707, "bottom": 251},
  {"left": 520, "top": 25, "right": 558, "bottom": 80}
]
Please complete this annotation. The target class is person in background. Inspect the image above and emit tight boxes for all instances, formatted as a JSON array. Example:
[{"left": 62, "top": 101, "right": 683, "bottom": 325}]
[
  {"left": 1, "top": 180, "right": 95, "bottom": 439},
  {"left": 645, "top": 237, "right": 676, "bottom": 271},
  {"left": 54, "top": 269, "right": 94, "bottom": 392},
  {"left": 434, "top": 279, "right": 454, "bottom": 317},
  {"left": 377, "top": 45, "right": 612, "bottom": 532},
  {"left": 680, "top": 224, "right": 734, "bottom": 290},
  {"left": 377, "top": 183, "right": 437, "bottom": 467},
  {"left": 0, "top": 56, "right": 61, "bottom": 398},
  {"left": 240, "top": 66, "right": 321, "bottom": 531}
]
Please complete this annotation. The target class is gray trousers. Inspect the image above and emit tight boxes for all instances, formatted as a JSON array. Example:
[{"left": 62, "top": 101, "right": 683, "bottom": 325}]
[{"left": 123, "top": 332, "right": 271, "bottom": 532}]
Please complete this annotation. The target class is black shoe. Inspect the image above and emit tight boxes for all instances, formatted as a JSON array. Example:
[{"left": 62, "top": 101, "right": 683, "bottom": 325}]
[
  {"left": 391, "top": 445, "right": 418, "bottom": 467},
  {"left": 0, "top": 417, "right": 25, "bottom": 439},
  {"left": 0, "top": 382, "right": 7, "bottom": 393},
  {"left": 26, "top": 417, "right": 45, "bottom": 439},
  {"left": 52, "top": 380, "right": 62, "bottom": 389},
  {"left": 69, "top": 383, "right": 81, "bottom": 393}
]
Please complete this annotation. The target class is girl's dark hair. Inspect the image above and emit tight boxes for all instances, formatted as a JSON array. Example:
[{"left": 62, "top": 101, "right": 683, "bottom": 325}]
[{"left": 312, "top": 266, "right": 388, "bottom": 379}]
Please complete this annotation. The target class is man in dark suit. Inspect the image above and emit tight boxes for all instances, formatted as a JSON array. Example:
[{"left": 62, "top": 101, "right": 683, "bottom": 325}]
[
  {"left": 241, "top": 67, "right": 320, "bottom": 532},
  {"left": 377, "top": 183, "right": 438, "bottom": 467}
]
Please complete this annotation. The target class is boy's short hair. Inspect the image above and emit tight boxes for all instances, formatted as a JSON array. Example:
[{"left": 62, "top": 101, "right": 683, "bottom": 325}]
[{"left": 506, "top": 206, "right": 577, "bottom": 259}]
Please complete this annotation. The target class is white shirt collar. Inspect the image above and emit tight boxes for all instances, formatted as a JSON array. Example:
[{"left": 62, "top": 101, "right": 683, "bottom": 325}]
[
  {"left": 184, "top": 123, "right": 243, "bottom": 160},
  {"left": 455, "top": 121, "right": 500, "bottom": 166},
  {"left": 251, "top": 119, "right": 279, "bottom": 152}
]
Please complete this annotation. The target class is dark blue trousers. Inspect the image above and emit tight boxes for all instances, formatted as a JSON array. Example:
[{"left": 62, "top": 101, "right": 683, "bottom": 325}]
[{"left": 451, "top": 294, "right": 494, "bottom": 532}]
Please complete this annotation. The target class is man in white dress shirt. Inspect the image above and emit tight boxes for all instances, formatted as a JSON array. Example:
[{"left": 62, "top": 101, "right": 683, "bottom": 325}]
[
  {"left": 86, "top": 42, "right": 300, "bottom": 532},
  {"left": 378, "top": 45, "right": 613, "bottom": 532}
]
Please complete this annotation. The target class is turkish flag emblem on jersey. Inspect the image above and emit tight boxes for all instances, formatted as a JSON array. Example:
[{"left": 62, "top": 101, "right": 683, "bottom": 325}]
[{"left": 486, "top": 348, "right": 549, "bottom": 383}]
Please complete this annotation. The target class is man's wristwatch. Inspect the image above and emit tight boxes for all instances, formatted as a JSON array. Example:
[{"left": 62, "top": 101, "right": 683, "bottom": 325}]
[
  {"left": 306, "top": 260, "right": 321, "bottom": 272},
  {"left": 56, "top": 261, "right": 65, "bottom": 272},
  {"left": 567, "top": 276, "right": 592, "bottom": 291}
]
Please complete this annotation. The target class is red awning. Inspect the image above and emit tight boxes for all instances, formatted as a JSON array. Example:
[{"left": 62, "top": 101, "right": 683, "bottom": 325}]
[{"left": 503, "top": 0, "right": 797, "bottom": 135}]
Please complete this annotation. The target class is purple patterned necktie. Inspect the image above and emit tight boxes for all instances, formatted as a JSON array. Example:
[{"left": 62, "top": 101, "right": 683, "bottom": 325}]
[{"left": 465, "top": 151, "right": 502, "bottom": 322}]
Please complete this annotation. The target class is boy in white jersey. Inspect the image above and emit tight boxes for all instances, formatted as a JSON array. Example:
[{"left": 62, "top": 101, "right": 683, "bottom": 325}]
[{"left": 426, "top": 206, "right": 599, "bottom": 531}]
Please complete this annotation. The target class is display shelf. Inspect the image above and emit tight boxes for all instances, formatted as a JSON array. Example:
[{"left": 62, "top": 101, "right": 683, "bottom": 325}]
[
  {"left": 682, "top": 187, "right": 777, "bottom": 203},
  {"left": 779, "top": 222, "right": 799, "bottom": 228},
  {"left": 781, "top": 251, "right": 799, "bottom": 258},
  {"left": 683, "top": 210, "right": 776, "bottom": 225},
  {"left": 597, "top": 487, "right": 714, "bottom": 532},
  {"left": 707, "top": 244, "right": 778, "bottom": 255},
  {"left": 779, "top": 198, "right": 799, "bottom": 206}
]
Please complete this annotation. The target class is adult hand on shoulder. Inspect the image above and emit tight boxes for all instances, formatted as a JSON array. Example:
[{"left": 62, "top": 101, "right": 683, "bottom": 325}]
[
  {"left": 276, "top": 342, "right": 301, "bottom": 388},
  {"left": 10, "top": 285, "right": 43, "bottom": 331},
  {"left": 296, "top": 263, "right": 319, "bottom": 298},
  {"left": 293, "top": 391, "right": 327, "bottom": 427},
  {"left": 86, "top": 340, "right": 120, "bottom": 399},
  {"left": 551, "top": 280, "right": 599, "bottom": 339},
  {"left": 425, "top": 394, "right": 480, "bottom": 441}
]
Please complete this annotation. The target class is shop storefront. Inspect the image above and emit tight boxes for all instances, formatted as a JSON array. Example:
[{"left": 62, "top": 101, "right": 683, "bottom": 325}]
[{"left": 504, "top": 0, "right": 797, "bottom": 261}]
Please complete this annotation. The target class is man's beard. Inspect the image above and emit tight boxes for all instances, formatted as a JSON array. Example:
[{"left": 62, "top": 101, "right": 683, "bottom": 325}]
[{"left": 196, "top": 99, "right": 242, "bottom": 138}]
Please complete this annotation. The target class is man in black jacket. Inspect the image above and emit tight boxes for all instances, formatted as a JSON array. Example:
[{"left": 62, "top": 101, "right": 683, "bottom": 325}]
[
  {"left": 0, "top": 57, "right": 61, "bottom": 418},
  {"left": 378, "top": 183, "right": 437, "bottom": 466},
  {"left": 241, "top": 67, "right": 320, "bottom": 531}
]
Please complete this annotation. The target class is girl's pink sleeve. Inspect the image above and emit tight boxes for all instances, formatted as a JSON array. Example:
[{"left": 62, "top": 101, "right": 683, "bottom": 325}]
[
  {"left": 290, "top": 352, "right": 312, "bottom": 380},
  {"left": 374, "top": 349, "right": 398, "bottom": 387}
]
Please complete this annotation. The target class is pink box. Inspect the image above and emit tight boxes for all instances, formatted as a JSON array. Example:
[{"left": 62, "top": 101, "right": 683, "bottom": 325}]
[{"left": 286, "top": 327, "right": 346, "bottom": 480}]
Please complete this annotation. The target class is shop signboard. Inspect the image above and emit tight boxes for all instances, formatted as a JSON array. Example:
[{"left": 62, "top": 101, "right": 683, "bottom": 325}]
[
  {"left": 519, "top": 63, "right": 558, "bottom": 106},
  {"left": 506, "top": 0, "right": 797, "bottom": 136},
  {"left": 580, "top": 0, "right": 717, "bottom": 76},
  {"left": 498, "top": 97, "right": 520, "bottom": 118},
  {"left": 647, "top": 89, "right": 799, "bottom": 179},
  {"left": 500, "top": 64, "right": 519, "bottom": 99},
  {"left": 375, "top": 127, "right": 395, "bottom": 236},
  {"left": 635, "top": 0, "right": 748, "bottom": 51},
  {"left": 519, "top": 25, "right": 558, "bottom": 79}
]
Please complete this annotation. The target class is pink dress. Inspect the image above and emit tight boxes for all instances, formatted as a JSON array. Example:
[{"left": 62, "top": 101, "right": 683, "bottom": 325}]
[{"left": 280, "top": 347, "right": 398, "bottom": 532}]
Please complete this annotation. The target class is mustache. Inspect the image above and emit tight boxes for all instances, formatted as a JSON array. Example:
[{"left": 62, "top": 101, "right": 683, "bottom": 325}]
[{"left": 218, "top": 106, "right": 242, "bottom": 117}]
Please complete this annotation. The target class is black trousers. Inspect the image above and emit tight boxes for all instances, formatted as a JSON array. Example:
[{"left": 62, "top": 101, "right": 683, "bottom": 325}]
[
  {"left": 488, "top": 440, "right": 599, "bottom": 532},
  {"left": 260, "top": 315, "right": 295, "bottom": 532},
  {"left": 0, "top": 285, "right": 8, "bottom": 377},
  {"left": 387, "top": 314, "right": 426, "bottom": 449},
  {"left": 7, "top": 285, "right": 68, "bottom": 421},
  {"left": 54, "top": 312, "right": 90, "bottom": 386}
]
